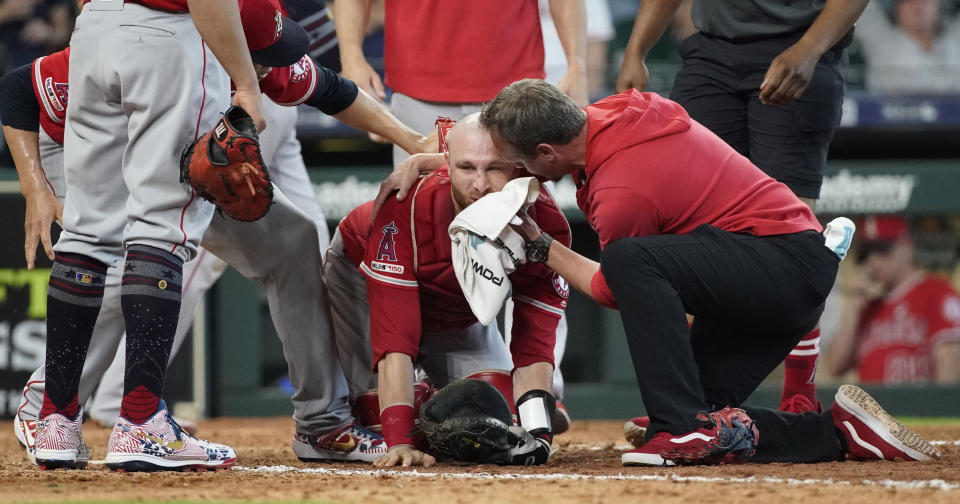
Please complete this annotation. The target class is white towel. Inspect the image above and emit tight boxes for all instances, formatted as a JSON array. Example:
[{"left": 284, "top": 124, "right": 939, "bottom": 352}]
[
  {"left": 449, "top": 177, "right": 541, "bottom": 325},
  {"left": 823, "top": 216, "right": 856, "bottom": 261}
]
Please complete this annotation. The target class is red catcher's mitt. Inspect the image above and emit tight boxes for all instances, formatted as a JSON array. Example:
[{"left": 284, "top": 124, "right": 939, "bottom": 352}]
[{"left": 180, "top": 106, "right": 273, "bottom": 222}]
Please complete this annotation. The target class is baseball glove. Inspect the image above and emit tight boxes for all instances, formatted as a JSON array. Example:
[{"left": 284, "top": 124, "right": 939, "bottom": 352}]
[
  {"left": 180, "top": 105, "right": 273, "bottom": 222},
  {"left": 419, "top": 378, "right": 517, "bottom": 464}
]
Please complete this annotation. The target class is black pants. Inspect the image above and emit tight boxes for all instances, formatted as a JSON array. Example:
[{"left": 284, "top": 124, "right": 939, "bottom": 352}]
[
  {"left": 601, "top": 225, "right": 843, "bottom": 463},
  {"left": 670, "top": 32, "right": 845, "bottom": 199}
]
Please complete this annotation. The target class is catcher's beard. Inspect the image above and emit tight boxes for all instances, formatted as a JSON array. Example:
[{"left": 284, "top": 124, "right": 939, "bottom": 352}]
[
  {"left": 450, "top": 185, "right": 478, "bottom": 214},
  {"left": 450, "top": 184, "right": 484, "bottom": 214}
]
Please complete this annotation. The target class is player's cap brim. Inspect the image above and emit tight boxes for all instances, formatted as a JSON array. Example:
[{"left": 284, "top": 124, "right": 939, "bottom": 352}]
[{"left": 250, "top": 17, "right": 308, "bottom": 68}]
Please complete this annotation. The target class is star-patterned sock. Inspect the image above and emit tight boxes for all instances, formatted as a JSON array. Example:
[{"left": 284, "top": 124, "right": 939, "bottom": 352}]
[
  {"left": 119, "top": 245, "right": 183, "bottom": 424},
  {"left": 40, "top": 253, "right": 108, "bottom": 419}
]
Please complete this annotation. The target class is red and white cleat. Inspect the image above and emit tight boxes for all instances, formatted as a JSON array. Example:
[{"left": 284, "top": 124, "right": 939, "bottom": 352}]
[
  {"left": 293, "top": 422, "right": 389, "bottom": 463},
  {"left": 831, "top": 384, "right": 940, "bottom": 462},
  {"left": 622, "top": 408, "right": 757, "bottom": 466},
  {"left": 104, "top": 401, "right": 235, "bottom": 472},
  {"left": 623, "top": 416, "right": 649, "bottom": 447},
  {"left": 34, "top": 410, "right": 90, "bottom": 470}
]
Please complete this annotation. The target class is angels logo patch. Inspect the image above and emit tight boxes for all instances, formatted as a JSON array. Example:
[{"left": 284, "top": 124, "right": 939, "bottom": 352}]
[
  {"left": 552, "top": 273, "right": 569, "bottom": 299},
  {"left": 55, "top": 83, "right": 69, "bottom": 105},
  {"left": 376, "top": 221, "right": 399, "bottom": 262},
  {"left": 289, "top": 55, "right": 311, "bottom": 83}
]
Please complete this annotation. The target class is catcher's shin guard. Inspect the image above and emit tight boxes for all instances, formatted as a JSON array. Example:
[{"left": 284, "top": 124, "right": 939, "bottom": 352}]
[{"left": 465, "top": 370, "right": 515, "bottom": 414}]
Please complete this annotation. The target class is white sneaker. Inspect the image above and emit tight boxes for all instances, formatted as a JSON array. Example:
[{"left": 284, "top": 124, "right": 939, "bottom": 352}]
[
  {"left": 33, "top": 409, "right": 90, "bottom": 470},
  {"left": 104, "top": 401, "right": 236, "bottom": 472}
]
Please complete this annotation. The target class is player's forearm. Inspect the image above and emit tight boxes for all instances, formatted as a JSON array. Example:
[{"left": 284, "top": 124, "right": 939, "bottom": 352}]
[
  {"left": 187, "top": 0, "right": 259, "bottom": 92},
  {"left": 622, "top": 0, "right": 685, "bottom": 61},
  {"left": 798, "top": 0, "right": 870, "bottom": 56},
  {"left": 548, "top": 0, "right": 587, "bottom": 74},
  {"left": 376, "top": 352, "right": 416, "bottom": 412},
  {"left": 333, "top": 88, "right": 427, "bottom": 154},
  {"left": 376, "top": 352, "right": 418, "bottom": 447},
  {"left": 513, "top": 362, "right": 554, "bottom": 403},
  {"left": 3, "top": 126, "right": 48, "bottom": 198},
  {"left": 543, "top": 240, "right": 600, "bottom": 302},
  {"left": 332, "top": 0, "right": 373, "bottom": 65},
  {"left": 405, "top": 153, "right": 445, "bottom": 174}
]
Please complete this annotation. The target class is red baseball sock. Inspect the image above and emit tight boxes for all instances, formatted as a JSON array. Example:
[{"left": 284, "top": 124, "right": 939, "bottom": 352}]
[
  {"left": 121, "top": 385, "right": 160, "bottom": 424},
  {"left": 781, "top": 328, "right": 820, "bottom": 407},
  {"left": 40, "top": 394, "right": 79, "bottom": 420}
]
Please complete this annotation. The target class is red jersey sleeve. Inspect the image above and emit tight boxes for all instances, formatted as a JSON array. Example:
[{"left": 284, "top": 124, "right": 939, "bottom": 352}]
[
  {"left": 588, "top": 187, "right": 661, "bottom": 248},
  {"left": 925, "top": 282, "right": 960, "bottom": 348},
  {"left": 259, "top": 54, "right": 319, "bottom": 106},
  {"left": 508, "top": 191, "right": 571, "bottom": 369},
  {"left": 590, "top": 271, "right": 619, "bottom": 310},
  {"left": 362, "top": 195, "right": 422, "bottom": 369},
  {"left": 31, "top": 48, "right": 70, "bottom": 144}
]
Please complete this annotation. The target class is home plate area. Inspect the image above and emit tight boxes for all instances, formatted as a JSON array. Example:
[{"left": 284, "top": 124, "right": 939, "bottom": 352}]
[{"left": 2, "top": 418, "right": 958, "bottom": 503}]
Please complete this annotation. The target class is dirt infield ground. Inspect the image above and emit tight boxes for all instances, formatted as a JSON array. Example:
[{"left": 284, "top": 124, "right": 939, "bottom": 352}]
[{"left": 1, "top": 417, "right": 957, "bottom": 504}]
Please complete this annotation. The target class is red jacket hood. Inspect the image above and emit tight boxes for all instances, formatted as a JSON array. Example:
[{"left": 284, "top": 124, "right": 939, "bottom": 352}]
[{"left": 583, "top": 90, "right": 691, "bottom": 177}]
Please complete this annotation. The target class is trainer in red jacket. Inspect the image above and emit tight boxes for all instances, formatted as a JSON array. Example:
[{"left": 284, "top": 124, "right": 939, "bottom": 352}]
[{"left": 479, "top": 79, "right": 939, "bottom": 467}]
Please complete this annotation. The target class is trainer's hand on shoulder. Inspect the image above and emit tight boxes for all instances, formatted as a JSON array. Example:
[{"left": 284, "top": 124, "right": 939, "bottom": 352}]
[
  {"left": 341, "top": 59, "right": 386, "bottom": 102},
  {"left": 759, "top": 39, "right": 821, "bottom": 106},
  {"left": 616, "top": 57, "right": 649, "bottom": 94},
  {"left": 373, "top": 445, "right": 435, "bottom": 468},
  {"left": 23, "top": 190, "right": 62, "bottom": 269},
  {"left": 232, "top": 87, "right": 266, "bottom": 132},
  {"left": 371, "top": 153, "right": 444, "bottom": 223}
]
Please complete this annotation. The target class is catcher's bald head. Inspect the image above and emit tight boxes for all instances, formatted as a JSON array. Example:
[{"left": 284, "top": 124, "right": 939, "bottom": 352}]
[
  {"left": 446, "top": 112, "right": 519, "bottom": 213},
  {"left": 444, "top": 113, "right": 483, "bottom": 152}
]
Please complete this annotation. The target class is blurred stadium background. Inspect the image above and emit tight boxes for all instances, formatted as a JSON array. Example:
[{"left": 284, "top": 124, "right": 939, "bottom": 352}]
[{"left": 2, "top": 0, "right": 959, "bottom": 423}]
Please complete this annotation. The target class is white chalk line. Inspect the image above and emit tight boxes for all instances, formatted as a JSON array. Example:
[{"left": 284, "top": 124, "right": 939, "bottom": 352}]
[
  {"left": 231, "top": 465, "right": 958, "bottom": 491},
  {"left": 84, "top": 439, "right": 960, "bottom": 491},
  {"left": 604, "top": 439, "right": 960, "bottom": 451}
]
